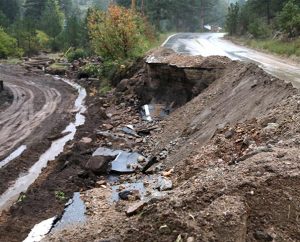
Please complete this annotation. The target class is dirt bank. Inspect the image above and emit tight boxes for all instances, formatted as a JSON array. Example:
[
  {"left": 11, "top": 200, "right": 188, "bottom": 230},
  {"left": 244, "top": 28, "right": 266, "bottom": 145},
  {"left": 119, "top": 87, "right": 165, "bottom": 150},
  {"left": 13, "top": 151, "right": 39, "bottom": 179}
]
[{"left": 41, "top": 49, "right": 300, "bottom": 241}]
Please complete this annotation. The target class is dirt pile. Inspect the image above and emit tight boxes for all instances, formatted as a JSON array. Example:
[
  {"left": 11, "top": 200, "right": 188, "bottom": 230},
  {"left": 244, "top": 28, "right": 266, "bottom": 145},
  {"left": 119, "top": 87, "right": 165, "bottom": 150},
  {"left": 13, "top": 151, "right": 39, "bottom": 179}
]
[{"left": 42, "top": 49, "right": 300, "bottom": 242}]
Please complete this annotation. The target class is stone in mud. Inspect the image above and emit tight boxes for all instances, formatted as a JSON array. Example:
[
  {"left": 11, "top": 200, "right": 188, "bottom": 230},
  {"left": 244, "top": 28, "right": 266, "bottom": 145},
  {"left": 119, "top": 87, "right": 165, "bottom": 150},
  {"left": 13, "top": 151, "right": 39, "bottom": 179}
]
[
  {"left": 126, "top": 201, "right": 147, "bottom": 216},
  {"left": 253, "top": 230, "right": 273, "bottom": 241},
  {"left": 80, "top": 137, "right": 92, "bottom": 144},
  {"left": 84, "top": 155, "right": 116, "bottom": 175},
  {"left": 156, "top": 177, "right": 173, "bottom": 191}
]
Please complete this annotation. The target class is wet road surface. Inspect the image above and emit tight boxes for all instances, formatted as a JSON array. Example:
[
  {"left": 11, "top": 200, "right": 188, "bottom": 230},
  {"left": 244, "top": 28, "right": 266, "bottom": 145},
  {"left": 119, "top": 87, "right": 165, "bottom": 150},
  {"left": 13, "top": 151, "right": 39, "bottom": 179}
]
[{"left": 163, "top": 33, "right": 300, "bottom": 88}]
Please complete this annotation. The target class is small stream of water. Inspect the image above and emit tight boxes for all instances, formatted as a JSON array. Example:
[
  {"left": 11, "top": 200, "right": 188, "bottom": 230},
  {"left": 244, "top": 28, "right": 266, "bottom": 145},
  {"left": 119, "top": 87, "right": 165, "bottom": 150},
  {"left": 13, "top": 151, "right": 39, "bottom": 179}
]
[{"left": 0, "top": 77, "right": 87, "bottom": 212}]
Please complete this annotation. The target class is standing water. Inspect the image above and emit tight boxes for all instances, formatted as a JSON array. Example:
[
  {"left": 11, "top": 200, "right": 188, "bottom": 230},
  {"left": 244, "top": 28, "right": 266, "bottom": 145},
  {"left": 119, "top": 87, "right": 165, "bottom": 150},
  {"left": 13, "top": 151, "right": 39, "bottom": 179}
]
[{"left": 0, "top": 77, "right": 86, "bottom": 212}]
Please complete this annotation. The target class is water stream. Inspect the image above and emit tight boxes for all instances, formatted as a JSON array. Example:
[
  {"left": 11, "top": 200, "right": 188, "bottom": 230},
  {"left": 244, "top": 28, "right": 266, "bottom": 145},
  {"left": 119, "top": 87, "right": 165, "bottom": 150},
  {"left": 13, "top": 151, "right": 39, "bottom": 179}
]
[
  {"left": 0, "top": 145, "right": 27, "bottom": 169},
  {"left": 0, "top": 77, "right": 87, "bottom": 212}
]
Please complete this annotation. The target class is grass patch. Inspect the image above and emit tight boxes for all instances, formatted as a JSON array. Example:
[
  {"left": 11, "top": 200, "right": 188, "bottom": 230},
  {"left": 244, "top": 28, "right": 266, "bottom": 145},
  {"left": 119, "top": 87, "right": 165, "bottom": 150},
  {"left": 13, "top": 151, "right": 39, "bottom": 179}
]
[
  {"left": 245, "top": 38, "right": 300, "bottom": 57},
  {"left": 148, "top": 32, "right": 175, "bottom": 49},
  {"left": 49, "top": 62, "right": 69, "bottom": 70}
]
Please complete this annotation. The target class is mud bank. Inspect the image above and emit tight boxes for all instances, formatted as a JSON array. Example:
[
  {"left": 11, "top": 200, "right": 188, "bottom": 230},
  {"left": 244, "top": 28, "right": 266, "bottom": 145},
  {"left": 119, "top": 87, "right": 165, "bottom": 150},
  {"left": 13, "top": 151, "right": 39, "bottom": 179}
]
[{"left": 41, "top": 49, "right": 300, "bottom": 242}]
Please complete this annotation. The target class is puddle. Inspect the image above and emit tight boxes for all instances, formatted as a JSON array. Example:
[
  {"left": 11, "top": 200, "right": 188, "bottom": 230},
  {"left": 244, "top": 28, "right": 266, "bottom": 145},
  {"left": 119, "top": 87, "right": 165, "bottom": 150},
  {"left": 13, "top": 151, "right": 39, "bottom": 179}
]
[
  {"left": 52, "top": 192, "right": 86, "bottom": 232},
  {"left": 93, "top": 147, "right": 144, "bottom": 173},
  {"left": 0, "top": 77, "right": 86, "bottom": 212},
  {"left": 0, "top": 145, "right": 27, "bottom": 169},
  {"left": 111, "top": 182, "right": 146, "bottom": 203},
  {"left": 23, "top": 217, "right": 57, "bottom": 242},
  {"left": 24, "top": 192, "right": 86, "bottom": 242}
]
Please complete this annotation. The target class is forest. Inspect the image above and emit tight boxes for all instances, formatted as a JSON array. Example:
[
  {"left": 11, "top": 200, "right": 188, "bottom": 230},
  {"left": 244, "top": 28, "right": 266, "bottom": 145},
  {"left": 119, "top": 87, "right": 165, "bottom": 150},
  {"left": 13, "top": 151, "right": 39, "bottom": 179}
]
[
  {"left": 226, "top": 0, "right": 300, "bottom": 38},
  {"left": 0, "top": 0, "right": 230, "bottom": 58}
]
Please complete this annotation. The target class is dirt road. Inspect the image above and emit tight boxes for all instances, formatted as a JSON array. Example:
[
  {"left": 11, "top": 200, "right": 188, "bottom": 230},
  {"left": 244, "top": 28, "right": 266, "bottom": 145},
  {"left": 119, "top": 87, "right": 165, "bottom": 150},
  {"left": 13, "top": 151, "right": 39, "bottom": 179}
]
[
  {"left": 0, "top": 64, "right": 76, "bottom": 193},
  {"left": 163, "top": 33, "right": 300, "bottom": 88}
]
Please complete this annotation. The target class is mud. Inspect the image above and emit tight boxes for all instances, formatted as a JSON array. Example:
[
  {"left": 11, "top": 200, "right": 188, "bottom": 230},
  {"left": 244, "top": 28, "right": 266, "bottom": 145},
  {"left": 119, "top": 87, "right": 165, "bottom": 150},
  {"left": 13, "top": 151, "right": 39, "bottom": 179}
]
[
  {"left": 1, "top": 49, "right": 300, "bottom": 242},
  {"left": 44, "top": 49, "right": 300, "bottom": 242},
  {"left": 0, "top": 64, "right": 76, "bottom": 195}
]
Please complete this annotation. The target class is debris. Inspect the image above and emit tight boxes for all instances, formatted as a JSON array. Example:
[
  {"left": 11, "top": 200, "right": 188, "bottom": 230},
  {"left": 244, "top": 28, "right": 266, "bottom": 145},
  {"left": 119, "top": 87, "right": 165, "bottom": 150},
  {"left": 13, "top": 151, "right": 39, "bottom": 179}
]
[
  {"left": 162, "top": 168, "right": 174, "bottom": 177},
  {"left": 80, "top": 137, "right": 92, "bottom": 144},
  {"left": 84, "top": 155, "right": 116, "bottom": 175},
  {"left": 156, "top": 177, "right": 173, "bottom": 191},
  {"left": 126, "top": 201, "right": 147, "bottom": 216},
  {"left": 142, "top": 157, "right": 159, "bottom": 173}
]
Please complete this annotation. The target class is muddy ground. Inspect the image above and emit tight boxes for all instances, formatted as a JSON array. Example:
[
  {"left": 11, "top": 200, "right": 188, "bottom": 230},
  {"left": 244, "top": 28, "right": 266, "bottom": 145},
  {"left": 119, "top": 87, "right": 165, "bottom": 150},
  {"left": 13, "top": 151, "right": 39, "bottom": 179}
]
[
  {"left": 0, "top": 64, "right": 77, "bottom": 196},
  {"left": 1, "top": 49, "right": 300, "bottom": 242}
]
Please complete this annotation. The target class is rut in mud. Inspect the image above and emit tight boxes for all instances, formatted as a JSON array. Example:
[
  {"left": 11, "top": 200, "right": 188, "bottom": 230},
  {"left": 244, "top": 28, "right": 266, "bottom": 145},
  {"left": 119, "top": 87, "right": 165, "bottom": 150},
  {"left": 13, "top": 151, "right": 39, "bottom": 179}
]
[
  {"left": 0, "top": 65, "right": 76, "bottom": 195},
  {"left": 1, "top": 49, "right": 300, "bottom": 242}
]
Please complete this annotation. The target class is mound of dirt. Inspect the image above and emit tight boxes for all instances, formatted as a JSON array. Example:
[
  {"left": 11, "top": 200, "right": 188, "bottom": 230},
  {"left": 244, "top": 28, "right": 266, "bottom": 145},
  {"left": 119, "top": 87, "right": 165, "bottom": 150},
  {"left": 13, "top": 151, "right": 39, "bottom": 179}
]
[{"left": 43, "top": 49, "right": 300, "bottom": 241}]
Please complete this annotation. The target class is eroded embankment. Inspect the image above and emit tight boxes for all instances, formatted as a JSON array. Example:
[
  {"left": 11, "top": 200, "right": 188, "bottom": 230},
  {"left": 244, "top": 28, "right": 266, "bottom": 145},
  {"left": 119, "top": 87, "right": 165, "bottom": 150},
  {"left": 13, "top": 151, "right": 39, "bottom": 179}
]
[{"left": 42, "top": 49, "right": 300, "bottom": 242}]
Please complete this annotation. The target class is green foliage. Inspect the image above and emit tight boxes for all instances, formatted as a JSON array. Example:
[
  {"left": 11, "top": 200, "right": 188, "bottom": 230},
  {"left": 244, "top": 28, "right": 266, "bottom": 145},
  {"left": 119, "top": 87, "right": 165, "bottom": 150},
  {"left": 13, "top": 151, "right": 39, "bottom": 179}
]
[
  {"left": 0, "top": 27, "right": 23, "bottom": 58},
  {"left": 278, "top": 0, "right": 300, "bottom": 37},
  {"left": 17, "top": 193, "right": 26, "bottom": 203},
  {"left": 225, "top": 3, "right": 240, "bottom": 35},
  {"left": 79, "top": 63, "right": 102, "bottom": 77},
  {"left": 246, "top": 38, "right": 300, "bottom": 57},
  {"left": 36, "top": 30, "right": 50, "bottom": 50},
  {"left": 67, "top": 48, "right": 88, "bottom": 62},
  {"left": 55, "top": 191, "right": 67, "bottom": 201},
  {"left": 87, "top": 5, "right": 153, "bottom": 60},
  {"left": 248, "top": 19, "right": 272, "bottom": 39}
]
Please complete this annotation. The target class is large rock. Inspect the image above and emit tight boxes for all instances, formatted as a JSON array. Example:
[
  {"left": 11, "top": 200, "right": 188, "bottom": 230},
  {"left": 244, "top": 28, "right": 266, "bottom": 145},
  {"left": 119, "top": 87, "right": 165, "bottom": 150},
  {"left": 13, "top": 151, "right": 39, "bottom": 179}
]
[{"left": 84, "top": 155, "right": 116, "bottom": 175}]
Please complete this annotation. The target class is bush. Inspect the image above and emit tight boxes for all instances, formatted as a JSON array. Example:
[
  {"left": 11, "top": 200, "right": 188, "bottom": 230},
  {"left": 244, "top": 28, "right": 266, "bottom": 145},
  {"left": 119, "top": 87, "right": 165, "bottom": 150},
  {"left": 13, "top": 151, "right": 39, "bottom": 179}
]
[
  {"left": 87, "top": 5, "right": 153, "bottom": 60},
  {"left": 278, "top": 0, "right": 300, "bottom": 37},
  {"left": 248, "top": 19, "right": 271, "bottom": 39},
  {"left": 67, "top": 48, "right": 88, "bottom": 62},
  {"left": 0, "top": 27, "right": 23, "bottom": 58},
  {"left": 36, "top": 30, "right": 50, "bottom": 51},
  {"left": 79, "top": 63, "right": 102, "bottom": 78}
]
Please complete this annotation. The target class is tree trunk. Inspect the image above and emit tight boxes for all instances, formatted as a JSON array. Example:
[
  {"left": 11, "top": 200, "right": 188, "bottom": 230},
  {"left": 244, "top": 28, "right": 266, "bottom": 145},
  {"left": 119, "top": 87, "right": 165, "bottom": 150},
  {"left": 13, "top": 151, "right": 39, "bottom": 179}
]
[
  {"left": 141, "top": 0, "right": 145, "bottom": 15},
  {"left": 200, "top": 0, "right": 205, "bottom": 31},
  {"left": 131, "top": 0, "right": 136, "bottom": 10}
]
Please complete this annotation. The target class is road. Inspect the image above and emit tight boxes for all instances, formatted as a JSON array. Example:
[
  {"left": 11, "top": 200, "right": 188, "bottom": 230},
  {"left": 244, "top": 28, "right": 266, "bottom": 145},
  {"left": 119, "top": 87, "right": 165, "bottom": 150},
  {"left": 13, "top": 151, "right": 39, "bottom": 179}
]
[{"left": 163, "top": 33, "right": 300, "bottom": 88}]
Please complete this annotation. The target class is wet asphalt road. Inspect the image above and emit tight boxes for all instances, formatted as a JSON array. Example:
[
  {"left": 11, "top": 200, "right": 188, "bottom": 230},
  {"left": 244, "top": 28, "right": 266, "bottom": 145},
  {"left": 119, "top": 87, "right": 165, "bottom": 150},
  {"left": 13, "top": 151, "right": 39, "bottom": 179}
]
[{"left": 163, "top": 33, "right": 300, "bottom": 88}]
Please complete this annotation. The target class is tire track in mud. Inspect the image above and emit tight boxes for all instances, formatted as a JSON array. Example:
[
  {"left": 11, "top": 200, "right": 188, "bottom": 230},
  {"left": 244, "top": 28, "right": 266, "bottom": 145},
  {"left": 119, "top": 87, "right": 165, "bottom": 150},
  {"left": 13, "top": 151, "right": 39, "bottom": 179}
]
[{"left": 0, "top": 71, "right": 63, "bottom": 158}]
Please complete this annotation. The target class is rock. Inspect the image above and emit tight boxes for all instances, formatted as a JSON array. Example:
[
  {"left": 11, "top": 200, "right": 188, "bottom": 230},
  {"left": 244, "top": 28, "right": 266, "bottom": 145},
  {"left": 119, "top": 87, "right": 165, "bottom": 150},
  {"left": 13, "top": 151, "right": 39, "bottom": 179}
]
[
  {"left": 254, "top": 230, "right": 273, "bottom": 241},
  {"left": 103, "top": 124, "right": 113, "bottom": 130},
  {"left": 126, "top": 201, "right": 146, "bottom": 216},
  {"left": 156, "top": 177, "right": 173, "bottom": 191},
  {"left": 137, "top": 156, "right": 145, "bottom": 163},
  {"left": 119, "top": 190, "right": 132, "bottom": 200},
  {"left": 84, "top": 155, "right": 116, "bottom": 175},
  {"left": 264, "top": 123, "right": 279, "bottom": 132},
  {"left": 224, "top": 129, "right": 234, "bottom": 139},
  {"left": 80, "top": 137, "right": 92, "bottom": 144},
  {"left": 187, "top": 237, "right": 195, "bottom": 242}
]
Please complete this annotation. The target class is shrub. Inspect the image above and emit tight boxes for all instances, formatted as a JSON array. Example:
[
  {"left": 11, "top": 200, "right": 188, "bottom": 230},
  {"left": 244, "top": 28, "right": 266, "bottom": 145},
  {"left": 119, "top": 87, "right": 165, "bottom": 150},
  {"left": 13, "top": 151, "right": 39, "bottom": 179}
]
[
  {"left": 67, "top": 48, "right": 88, "bottom": 62},
  {"left": 278, "top": 0, "right": 300, "bottom": 37},
  {"left": 0, "top": 27, "right": 23, "bottom": 58},
  {"left": 36, "top": 30, "right": 50, "bottom": 51},
  {"left": 248, "top": 19, "right": 271, "bottom": 39},
  {"left": 87, "top": 5, "right": 153, "bottom": 60}
]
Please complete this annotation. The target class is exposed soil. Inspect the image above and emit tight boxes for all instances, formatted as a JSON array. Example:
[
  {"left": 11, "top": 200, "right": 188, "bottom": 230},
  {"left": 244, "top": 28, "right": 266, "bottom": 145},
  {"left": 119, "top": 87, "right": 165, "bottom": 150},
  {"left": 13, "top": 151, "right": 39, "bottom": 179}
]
[
  {"left": 1, "top": 48, "right": 300, "bottom": 242},
  {"left": 0, "top": 85, "right": 13, "bottom": 111},
  {"left": 44, "top": 49, "right": 300, "bottom": 242}
]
